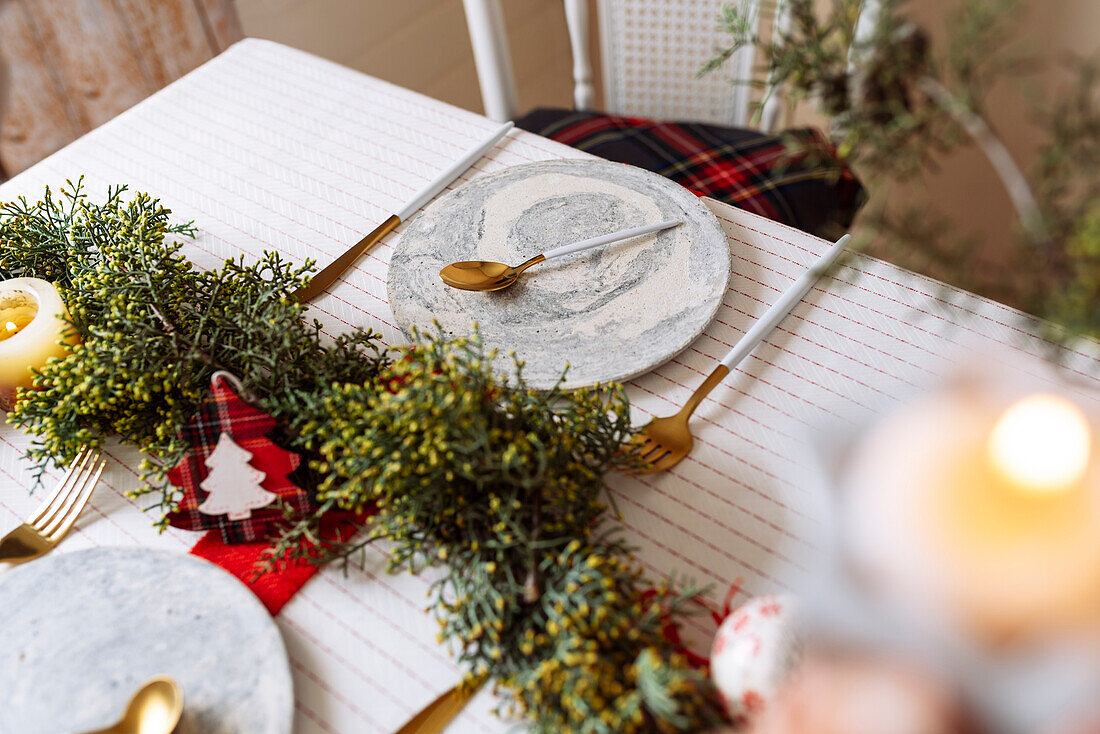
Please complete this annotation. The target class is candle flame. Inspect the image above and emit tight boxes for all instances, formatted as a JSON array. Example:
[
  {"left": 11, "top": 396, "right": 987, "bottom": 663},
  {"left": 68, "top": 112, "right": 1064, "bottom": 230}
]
[
  {"left": 989, "top": 394, "right": 1091, "bottom": 493},
  {"left": 3, "top": 321, "right": 15, "bottom": 332}
]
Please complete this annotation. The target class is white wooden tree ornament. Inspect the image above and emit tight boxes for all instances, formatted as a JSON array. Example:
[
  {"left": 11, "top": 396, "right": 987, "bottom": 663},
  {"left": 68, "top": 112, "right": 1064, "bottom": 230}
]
[{"left": 197, "top": 433, "right": 277, "bottom": 520}]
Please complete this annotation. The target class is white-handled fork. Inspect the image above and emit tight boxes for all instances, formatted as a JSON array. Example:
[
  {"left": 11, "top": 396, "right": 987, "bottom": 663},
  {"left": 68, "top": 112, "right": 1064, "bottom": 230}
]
[{"left": 629, "top": 234, "right": 851, "bottom": 473}]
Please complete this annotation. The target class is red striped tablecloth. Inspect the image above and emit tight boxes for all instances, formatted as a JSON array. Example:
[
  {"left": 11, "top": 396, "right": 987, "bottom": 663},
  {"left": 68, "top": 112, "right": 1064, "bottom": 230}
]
[{"left": 1, "top": 39, "right": 1097, "bottom": 733}]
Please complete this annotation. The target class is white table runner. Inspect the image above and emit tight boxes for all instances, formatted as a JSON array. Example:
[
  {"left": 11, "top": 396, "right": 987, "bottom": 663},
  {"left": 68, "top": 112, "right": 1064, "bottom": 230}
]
[{"left": 2, "top": 39, "right": 1098, "bottom": 733}]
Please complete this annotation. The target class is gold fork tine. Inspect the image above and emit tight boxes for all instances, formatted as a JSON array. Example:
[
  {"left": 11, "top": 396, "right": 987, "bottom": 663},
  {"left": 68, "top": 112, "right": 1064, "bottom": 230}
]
[
  {"left": 35, "top": 451, "right": 98, "bottom": 534},
  {"left": 41, "top": 457, "right": 105, "bottom": 541},
  {"left": 0, "top": 445, "right": 104, "bottom": 565},
  {"left": 29, "top": 447, "right": 94, "bottom": 527}
]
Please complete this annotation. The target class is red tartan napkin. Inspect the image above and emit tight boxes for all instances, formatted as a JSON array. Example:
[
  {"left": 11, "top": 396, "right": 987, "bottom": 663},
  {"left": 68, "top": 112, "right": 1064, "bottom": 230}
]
[
  {"left": 189, "top": 511, "right": 371, "bottom": 616},
  {"left": 190, "top": 531, "right": 315, "bottom": 615},
  {"left": 166, "top": 374, "right": 375, "bottom": 615}
]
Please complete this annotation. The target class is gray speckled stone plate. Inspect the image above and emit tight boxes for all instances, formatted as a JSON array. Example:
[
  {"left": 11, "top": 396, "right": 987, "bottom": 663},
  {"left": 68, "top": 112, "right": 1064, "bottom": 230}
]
[
  {"left": 0, "top": 547, "right": 292, "bottom": 734},
  {"left": 388, "top": 159, "right": 731, "bottom": 389}
]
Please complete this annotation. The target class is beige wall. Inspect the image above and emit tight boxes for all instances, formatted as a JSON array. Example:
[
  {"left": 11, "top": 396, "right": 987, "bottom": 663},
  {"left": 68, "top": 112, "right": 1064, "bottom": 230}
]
[
  {"left": 238, "top": 0, "right": 1096, "bottom": 292},
  {"left": 236, "top": 0, "right": 599, "bottom": 115},
  {"left": 866, "top": 0, "right": 1099, "bottom": 275}
]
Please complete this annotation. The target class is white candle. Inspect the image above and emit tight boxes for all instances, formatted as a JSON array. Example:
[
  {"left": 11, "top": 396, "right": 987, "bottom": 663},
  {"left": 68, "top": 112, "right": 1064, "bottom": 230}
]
[
  {"left": 988, "top": 394, "right": 1092, "bottom": 493},
  {"left": 0, "top": 278, "right": 75, "bottom": 411},
  {"left": 843, "top": 382, "right": 1100, "bottom": 645}
]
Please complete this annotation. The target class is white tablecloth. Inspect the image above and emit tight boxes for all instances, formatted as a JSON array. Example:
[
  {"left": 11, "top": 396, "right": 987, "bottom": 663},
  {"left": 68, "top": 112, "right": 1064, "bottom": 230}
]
[{"left": 1, "top": 39, "right": 1098, "bottom": 733}]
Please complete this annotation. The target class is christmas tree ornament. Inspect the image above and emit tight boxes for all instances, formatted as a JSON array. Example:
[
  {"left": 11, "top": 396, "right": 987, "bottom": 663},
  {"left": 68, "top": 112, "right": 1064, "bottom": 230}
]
[
  {"left": 165, "top": 371, "right": 312, "bottom": 543},
  {"left": 710, "top": 594, "right": 801, "bottom": 723},
  {"left": 196, "top": 432, "right": 276, "bottom": 520}
]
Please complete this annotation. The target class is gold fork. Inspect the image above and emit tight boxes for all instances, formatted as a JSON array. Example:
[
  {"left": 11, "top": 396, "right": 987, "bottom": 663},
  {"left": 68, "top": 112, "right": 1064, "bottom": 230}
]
[
  {"left": 630, "top": 234, "right": 851, "bottom": 474},
  {"left": 0, "top": 446, "right": 106, "bottom": 564}
]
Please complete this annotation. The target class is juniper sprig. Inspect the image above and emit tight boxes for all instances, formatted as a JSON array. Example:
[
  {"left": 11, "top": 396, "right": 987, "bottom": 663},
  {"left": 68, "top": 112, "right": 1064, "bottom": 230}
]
[{"left": 299, "top": 332, "right": 725, "bottom": 732}]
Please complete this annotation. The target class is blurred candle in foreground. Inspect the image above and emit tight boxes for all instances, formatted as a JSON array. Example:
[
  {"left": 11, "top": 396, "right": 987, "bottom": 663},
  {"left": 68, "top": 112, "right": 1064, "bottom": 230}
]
[
  {"left": 0, "top": 278, "right": 74, "bottom": 411},
  {"left": 988, "top": 394, "right": 1091, "bottom": 494},
  {"left": 843, "top": 379, "right": 1100, "bottom": 645}
]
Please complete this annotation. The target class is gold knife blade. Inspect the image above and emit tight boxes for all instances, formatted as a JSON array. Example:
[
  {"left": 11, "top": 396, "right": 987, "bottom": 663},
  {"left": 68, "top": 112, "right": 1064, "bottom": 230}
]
[
  {"left": 291, "top": 122, "right": 513, "bottom": 304},
  {"left": 291, "top": 214, "right": 401, "bottom": 303},
  {"left": 394, "top": 684, "right": 476, "bottom": 734}
]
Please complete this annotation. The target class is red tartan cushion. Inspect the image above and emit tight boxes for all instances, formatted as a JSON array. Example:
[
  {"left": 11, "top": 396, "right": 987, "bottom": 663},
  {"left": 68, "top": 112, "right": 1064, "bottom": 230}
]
[{"left": 515, "top": 108, "right": 864, "bottom": 238}]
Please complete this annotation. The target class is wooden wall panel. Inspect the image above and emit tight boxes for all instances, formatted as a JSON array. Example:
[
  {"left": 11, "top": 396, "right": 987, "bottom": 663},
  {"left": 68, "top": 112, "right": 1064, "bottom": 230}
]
[
  {"left": 0, "top": 0, "right": 243, "bottom": 180},
  {"left": 194, "top": 0, "right": 245, "bottom": 51},
  {"left": 114, "top": 0, "right": 219, "bottom": 86},
  {"left": 22, "top": 0, "right": 154, "bottom": 130},
  {"left": 0, "top": 0, "right": 83, "bottom": 177}
]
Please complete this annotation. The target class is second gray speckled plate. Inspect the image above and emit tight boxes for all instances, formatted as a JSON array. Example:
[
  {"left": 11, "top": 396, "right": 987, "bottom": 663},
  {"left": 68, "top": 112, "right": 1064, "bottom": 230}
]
[
  {"left": 388, "top": 159, "right": 731, "bottom": 389},
  {"left": 0, "top": 547, "right": 292, "bottom": 734}
]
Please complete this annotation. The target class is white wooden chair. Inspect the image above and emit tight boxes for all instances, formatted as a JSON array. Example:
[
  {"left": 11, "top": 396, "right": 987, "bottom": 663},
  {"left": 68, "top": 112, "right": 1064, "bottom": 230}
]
[{"left": 462, "top": 0, "right": 878, "bottom": 133}]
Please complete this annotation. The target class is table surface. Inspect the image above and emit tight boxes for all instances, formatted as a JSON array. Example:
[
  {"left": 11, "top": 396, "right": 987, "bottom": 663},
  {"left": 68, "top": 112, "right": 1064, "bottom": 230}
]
[{"left": 1, "top": 39, "right": 1098, "bottom": 734}]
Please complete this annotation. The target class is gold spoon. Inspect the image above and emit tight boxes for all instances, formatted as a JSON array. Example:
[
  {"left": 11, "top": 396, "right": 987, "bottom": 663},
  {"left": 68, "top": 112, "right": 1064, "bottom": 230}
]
[
  {"left": 439, "top": 219, "right": 682, "bottom": 292},
  {"left": 82, "top": 677, "right": 183, "bottom": 734}
]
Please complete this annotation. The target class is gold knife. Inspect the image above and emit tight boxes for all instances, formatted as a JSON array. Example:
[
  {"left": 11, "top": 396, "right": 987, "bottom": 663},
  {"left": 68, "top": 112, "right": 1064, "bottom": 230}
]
[
  {"left": 293, "top": 122, "right": 514, "bottom": 303},
  {"left": 393, "top": 684, "right": 477, "bottom": 734}
]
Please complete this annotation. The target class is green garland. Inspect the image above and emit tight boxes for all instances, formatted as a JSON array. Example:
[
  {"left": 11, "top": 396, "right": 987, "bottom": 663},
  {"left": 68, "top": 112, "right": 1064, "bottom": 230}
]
[
  {"left": 0, "top": 181, "right": 725, "bottom": 732},
  {"left": 0, "top": 180, "right": 388, "bottom": 513}
]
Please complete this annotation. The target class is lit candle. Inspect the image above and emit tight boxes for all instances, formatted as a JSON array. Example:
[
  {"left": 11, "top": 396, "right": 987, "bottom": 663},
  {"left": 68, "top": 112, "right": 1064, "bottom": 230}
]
[
  {"left": 843, "top": 382, "right": 1100, "bottom": 645},
  {"left": 987, "top": 394, "right": 1091, "bottom": 494},
  {"left": 0, "top": 278, "right": 76, "bottom": 411}
]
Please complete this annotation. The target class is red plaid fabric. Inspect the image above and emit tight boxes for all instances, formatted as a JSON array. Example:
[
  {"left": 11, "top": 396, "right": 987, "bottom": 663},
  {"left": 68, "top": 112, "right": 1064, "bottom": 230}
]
[
  {"left": 515, "top": 108, "right": 864, "bottom": 238},
  {"left": 189, "top": 510, "right": 371, "bottom": 615},
  {"left": 165, "top": 379, "right": 312, "bottom": 544}
]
